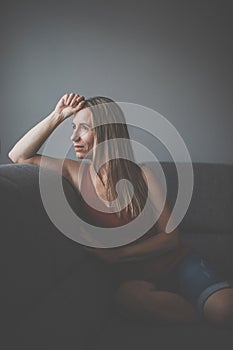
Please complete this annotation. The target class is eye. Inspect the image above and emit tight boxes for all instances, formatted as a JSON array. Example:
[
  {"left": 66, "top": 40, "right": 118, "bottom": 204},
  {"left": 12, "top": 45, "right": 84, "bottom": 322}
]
[
  {"left": 81, "top": 125, "right": 89, "bottom": 131},
  {"left": 72, "top": 124, "right": 90, "bottom": 131}
]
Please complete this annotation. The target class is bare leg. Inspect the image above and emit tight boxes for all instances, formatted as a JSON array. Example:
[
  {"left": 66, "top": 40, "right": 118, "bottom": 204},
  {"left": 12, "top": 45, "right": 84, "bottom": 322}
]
[
  {"left": 114, "top": 280, "right": 201, "bottom": 325},
  {"left": 203, "top": 288, "right": 233, "bottom": 329}
]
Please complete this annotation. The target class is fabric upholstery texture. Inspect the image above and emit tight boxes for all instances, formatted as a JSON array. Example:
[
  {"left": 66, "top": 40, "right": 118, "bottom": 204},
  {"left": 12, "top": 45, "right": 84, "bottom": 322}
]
[{"left": 0, "top": 162, "right": 232, "bottom": 350}]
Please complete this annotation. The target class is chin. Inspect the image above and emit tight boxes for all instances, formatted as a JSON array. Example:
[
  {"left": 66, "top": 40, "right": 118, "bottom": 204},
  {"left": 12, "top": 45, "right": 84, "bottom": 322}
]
[
  {"left": 76, "top": 154, "right": 90, "bottom": 160},
  {"left": 75, "top": 150, "right": 92, "bottom": 160}
]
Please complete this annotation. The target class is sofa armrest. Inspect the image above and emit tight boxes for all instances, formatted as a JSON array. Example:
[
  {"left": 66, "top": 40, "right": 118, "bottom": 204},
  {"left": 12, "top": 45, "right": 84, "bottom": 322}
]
[{"left": 0, "top": 164, "right": 88, "bottom": 329}]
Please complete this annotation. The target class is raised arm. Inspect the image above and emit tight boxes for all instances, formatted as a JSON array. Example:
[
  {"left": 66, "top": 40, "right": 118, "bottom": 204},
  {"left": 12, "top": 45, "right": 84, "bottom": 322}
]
[{"left": 8, "top": 93, "right": 85, "bottom": 182}]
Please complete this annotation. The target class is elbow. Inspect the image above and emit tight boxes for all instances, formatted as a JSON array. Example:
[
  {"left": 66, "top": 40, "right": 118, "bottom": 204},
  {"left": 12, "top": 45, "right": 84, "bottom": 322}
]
[
  {"left": 8, "top": 151, "right": 18, "bottom": 163},
  {"left": 8, "top": 151, "right": 23, "bottom": 164}
]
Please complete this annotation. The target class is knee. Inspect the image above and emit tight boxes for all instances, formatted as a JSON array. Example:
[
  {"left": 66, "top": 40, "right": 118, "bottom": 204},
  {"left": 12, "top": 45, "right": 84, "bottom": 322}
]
[{"left": 203, "top": 288, "right": 233, "bottom": 328}]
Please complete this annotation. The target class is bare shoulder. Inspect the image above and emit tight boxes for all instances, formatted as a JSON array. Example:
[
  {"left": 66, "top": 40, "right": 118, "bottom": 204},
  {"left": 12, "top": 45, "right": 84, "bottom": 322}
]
[{"left": 140, "top": 164, "right": 163, "bottom": 192}]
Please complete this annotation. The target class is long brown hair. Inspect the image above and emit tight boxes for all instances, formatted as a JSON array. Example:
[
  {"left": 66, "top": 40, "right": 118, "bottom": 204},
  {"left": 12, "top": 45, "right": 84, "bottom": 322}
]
[{"left": 82, "top": 96, "right": 151, "bottom": 220}]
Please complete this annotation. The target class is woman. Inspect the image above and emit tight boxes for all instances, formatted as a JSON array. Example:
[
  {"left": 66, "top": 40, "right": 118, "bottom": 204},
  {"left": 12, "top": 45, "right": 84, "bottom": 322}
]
[{"left": 8, "top": 93, "right": 233, "bottom": 328}]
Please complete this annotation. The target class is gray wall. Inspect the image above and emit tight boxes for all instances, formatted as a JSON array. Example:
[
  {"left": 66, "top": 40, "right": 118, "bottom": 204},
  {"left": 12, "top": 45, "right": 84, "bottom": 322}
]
[{"left": 1, "top": 0, "right": 233, "bottom": 164}]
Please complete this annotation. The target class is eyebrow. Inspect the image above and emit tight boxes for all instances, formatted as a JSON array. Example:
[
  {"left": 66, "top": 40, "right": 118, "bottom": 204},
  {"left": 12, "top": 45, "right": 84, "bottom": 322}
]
[{"left": 72, "top": 122, "right": 91, "bottom": 127}]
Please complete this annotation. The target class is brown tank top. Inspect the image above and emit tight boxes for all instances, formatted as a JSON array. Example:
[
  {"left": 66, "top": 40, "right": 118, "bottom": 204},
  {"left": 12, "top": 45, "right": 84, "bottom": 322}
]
[{"left": 79, "top": 163, "right": 192, "bottom": 282}]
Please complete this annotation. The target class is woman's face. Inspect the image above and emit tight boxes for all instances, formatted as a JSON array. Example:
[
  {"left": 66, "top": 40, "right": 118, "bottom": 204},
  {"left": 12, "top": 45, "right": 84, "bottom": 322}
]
[{"left": 70, "top": 107, "right": 95, "bottom": 159}]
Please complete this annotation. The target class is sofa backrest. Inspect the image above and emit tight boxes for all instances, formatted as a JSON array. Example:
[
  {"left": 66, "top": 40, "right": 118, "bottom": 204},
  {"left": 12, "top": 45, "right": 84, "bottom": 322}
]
[
  {"left": 1, "top": 161, "right": 233, "bottom": 234},
  {"left": 144, "top": 162, "right": 233, "bottom": 233}
]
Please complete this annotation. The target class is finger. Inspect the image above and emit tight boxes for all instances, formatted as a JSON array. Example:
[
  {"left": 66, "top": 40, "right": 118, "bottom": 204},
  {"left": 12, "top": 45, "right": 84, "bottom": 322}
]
[
  {"left": 72, "top": 100, "right": 79, "bottom": 107},
  {"left": 70, "top": 94, "right": 79, "bottom": 106},
  {"left": 67, "top": 93, "right": 76, "bottom": 105},
  {"left": 73, "top": 95, "right": 84, "bottom": 105},
  {"left": 60, "top": 96, "right": 66, "bottom": 105},
  {"left": 73, "top": 100, "right": 85, "bottom": 112},
  {"left": 71, "top": 94, "right": 84, "bottom": 108},
  {"left": 63, "top": 93, "right": 69, "bottom": 103}
]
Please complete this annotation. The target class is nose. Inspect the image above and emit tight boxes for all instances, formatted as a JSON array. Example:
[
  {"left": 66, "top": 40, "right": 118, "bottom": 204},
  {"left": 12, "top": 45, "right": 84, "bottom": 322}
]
[
  {"left": 70, "top": 134, "right": 80, "bottom": 142},
  {"left": 70, "top": 129, "right": 81, "bottom": 142}
]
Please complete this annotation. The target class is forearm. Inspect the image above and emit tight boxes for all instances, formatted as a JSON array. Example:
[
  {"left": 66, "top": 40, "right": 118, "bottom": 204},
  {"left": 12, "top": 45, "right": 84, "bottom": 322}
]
[
  {"left": 118, "top": 231, "right": 180, "bottom": 262},
  {"left": 8, "top": 111, "right": 64, "bottom": 163}
]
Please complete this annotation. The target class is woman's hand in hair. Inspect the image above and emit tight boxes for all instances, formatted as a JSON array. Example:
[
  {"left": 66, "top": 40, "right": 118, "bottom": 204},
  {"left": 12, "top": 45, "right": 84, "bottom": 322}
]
[{"left": 54, "top": 93, "right": 85, "bottom": 120}]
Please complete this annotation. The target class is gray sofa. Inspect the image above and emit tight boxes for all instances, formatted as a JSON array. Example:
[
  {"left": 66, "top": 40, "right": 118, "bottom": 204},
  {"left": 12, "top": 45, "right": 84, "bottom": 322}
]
[{"left": 0, "top": 162, "right": 233, "bottom": 350}]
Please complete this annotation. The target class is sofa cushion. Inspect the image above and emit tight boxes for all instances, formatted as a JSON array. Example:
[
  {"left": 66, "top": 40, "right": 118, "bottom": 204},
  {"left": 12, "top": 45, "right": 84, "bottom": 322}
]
[
  {"left": 11, "top": 259, "right": 118, "bottom": 350},
  {"left": 96, "top": 316, "right": 233, "bottom": 350}
]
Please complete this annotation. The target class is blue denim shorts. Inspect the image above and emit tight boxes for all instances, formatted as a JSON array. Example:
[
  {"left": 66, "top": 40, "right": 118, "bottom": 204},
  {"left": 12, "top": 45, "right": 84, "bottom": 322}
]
[{"left": 151, "top": 249, "right": 232, "bottom": 317}]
